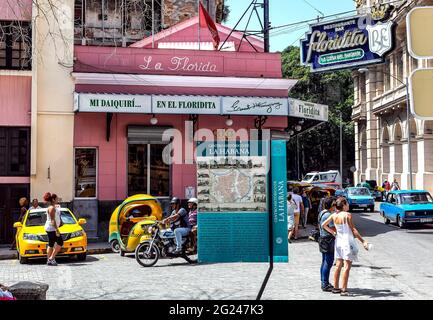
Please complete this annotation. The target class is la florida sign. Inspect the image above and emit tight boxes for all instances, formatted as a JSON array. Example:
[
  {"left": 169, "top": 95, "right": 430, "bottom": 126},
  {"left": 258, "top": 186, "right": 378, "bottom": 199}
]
[{"left": 301, "top": 15, "right": 394, "bottom": 72}]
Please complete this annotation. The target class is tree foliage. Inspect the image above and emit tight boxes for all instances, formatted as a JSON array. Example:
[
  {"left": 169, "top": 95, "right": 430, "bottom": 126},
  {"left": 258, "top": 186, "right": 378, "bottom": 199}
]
[{"left": 282, "top": 46, "right": 355, "bottom": 180}]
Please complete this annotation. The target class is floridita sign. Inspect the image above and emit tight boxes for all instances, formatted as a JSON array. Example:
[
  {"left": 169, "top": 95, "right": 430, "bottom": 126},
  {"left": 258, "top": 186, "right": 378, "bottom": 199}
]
[
  {"left": 152, "top": 95, "right": 220, "bottom": 114},
  {"left": 288, "top": 98, "right": 329, "bottom": 122},
  {"left": 301, "top": 15, "right": 394, "bottom": 72},
  {"left": 74, "top": 93, "right": 329, "bottom": 121},
  {"left": 138, "top": 55, "right": 221, "bottom": 74}
]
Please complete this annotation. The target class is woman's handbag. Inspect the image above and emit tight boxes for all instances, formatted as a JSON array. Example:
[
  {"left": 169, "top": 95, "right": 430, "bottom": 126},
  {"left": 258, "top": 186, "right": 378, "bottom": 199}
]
[{"left": 318, "top": 236, "right": 334, "bottom": 253}]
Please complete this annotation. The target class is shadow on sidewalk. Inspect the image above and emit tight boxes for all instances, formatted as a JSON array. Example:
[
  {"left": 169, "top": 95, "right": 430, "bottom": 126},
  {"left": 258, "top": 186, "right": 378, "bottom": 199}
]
[{"left": 348, "top": 287, "right": 403, "bottom": 298}]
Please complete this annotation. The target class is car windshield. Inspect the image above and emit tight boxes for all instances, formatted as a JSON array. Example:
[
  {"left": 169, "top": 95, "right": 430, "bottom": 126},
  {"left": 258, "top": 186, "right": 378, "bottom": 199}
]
[
  {"left": 399, "top": 193, "right": 433, "bottom": 204},
  {"left": 25, "top": 209, "right": 77, "bottom": 227},
  {"left": 319, "top": 173, "right": 337, "bottom": 182},
  {"left": 348, "top": 188, "right": 370, "bottom": 196},
  {"left": 303, "top": 174, "right": 315, "bottom": 181}
]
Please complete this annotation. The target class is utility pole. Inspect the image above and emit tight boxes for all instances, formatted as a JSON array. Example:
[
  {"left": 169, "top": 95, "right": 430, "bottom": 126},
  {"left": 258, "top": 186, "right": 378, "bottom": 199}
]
[
  {"left": 340, "top": 111, "right": 343, "bottom": 187},
  {"left": 405, "top": 77, "right": 414, "bottom": 190},
  {"left": 263, "top": 0, "right": 270, "bottom": 52}
]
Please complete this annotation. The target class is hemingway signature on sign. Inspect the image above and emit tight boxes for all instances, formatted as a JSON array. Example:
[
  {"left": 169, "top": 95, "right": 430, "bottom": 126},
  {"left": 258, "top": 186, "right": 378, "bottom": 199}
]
[{"left": 227, "top": 100, "right": 283, "bottom": 114}]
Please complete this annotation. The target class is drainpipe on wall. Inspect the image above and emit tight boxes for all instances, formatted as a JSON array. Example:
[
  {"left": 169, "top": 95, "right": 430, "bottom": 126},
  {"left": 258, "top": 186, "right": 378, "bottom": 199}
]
[{"left": 30, "top": 2, "right": 38, "bottom": 181}]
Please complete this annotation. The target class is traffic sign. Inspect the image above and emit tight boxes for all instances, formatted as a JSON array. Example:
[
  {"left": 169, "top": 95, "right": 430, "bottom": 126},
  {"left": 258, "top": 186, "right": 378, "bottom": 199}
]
[
  {"left": 407, "top": 7, "right": 433, "bottom": 59},
  {"left": 409, "top": 68, "right": 433, "bottom": 120}
]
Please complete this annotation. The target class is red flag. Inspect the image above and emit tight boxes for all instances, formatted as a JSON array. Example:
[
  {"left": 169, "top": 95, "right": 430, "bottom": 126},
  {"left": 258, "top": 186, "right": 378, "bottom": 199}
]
[{"left": 199, "top": 2, "right": 220, "bottom": 50}]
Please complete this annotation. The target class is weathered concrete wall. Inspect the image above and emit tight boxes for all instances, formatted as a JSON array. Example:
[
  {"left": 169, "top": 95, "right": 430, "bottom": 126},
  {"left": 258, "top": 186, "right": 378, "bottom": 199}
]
[{"left": 162, "top": 0, "right": 220, "bottom": 28}]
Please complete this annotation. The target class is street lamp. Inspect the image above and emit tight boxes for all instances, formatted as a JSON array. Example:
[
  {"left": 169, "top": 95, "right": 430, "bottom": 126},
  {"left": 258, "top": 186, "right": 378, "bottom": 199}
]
[
  {"left": 337, "top": 110, "right": 343, "bottom": 187},
  {"left": 358, "top": 68, "right": 413, "bottom": 190}
]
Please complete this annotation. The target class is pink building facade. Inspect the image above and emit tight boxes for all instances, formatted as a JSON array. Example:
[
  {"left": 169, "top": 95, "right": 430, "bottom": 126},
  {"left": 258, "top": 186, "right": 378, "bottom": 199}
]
[
  {"left": 0, "top": 0, "right": 32, "bottom": 244},
  {"left": 72, "top": 18, "right": 296, "bottom": 236}
]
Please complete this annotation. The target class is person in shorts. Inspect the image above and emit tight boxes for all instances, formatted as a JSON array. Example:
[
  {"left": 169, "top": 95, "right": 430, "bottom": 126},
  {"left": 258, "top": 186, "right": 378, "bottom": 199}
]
[
  {"left": 44, "top": 192, "right": 63, "bottom": 266},
  {"left": 291, "top": 188, "right": 304, "bottom": 240}
]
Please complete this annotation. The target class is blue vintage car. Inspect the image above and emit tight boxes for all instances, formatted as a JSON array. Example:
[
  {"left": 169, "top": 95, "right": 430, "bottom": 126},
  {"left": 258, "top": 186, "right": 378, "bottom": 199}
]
[
  {"left": 380, "top": 190, "right": 433, "bottom": 228},
  {"left": 344, "top": 187, "right": 375, "bottom": 212}
]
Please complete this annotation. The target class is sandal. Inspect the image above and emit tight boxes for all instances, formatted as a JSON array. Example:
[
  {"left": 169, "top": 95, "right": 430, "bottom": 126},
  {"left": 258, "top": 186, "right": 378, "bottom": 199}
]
[
  {"left": 332, "top": 288, "right": 342, "bottom": 294},
  {"left": 340, "top": 291, "right": 350, "bottom": 296}
]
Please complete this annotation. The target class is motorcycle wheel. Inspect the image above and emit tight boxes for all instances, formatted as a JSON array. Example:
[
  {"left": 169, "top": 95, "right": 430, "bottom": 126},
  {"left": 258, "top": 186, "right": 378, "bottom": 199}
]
[
  {"left": 182, "top": 251, "right": 198, "bottom": 264},
  {"left": 135, "top": 242, "right": 160, "bottom": 267}
]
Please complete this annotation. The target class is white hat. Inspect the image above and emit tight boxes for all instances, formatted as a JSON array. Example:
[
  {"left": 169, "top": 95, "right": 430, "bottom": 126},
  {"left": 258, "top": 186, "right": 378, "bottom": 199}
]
[{"left": 187, "top": 197, "right": 198, "bottom": 204}]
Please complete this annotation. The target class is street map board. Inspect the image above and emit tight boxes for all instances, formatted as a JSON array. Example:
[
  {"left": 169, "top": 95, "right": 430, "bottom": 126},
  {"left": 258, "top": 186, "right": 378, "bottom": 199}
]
[{"left": 196, "top": 141, "right": 288, "bottom": 263}]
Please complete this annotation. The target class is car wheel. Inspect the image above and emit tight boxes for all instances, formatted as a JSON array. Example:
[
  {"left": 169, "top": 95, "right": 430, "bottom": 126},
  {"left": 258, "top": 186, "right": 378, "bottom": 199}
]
[
  {"left": 110, "top": 240, "right": 120, "bottom": 253},
  {"left": 364, "top": 207, "right": 368, "bottom": 212},
  {"left": 19, "top": 252, "right": 28, "bottom": 264},
  {"left": 383, "top": 213, "right": 390, "bottom": 225},
  {"left": 369, "top": 206, "right": 375, "bottom": 212},
  {"left": 397, "top": 215, "right": 406, "bottom": 229},
  {"left": 77, "top": 253, "right": 87, "bottom": 261}
]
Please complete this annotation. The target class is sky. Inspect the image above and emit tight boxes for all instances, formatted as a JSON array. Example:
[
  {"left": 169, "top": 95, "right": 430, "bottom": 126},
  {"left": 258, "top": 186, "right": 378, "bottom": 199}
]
[{"left": 224, "top": 0, "right": 356, "bottom": 52}]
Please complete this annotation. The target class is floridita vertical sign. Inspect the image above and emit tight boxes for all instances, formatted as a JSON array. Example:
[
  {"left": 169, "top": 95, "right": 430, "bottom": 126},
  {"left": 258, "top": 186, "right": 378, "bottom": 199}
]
[{"left": 288, "top": 98, "right": 329, "bottom": 122}]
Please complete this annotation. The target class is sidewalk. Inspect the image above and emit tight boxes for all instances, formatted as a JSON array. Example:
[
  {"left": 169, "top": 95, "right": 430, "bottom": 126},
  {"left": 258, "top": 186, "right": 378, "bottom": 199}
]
[
  {"left": 0, "top": 224, "right": 317, "bottom": 261},
  {"left": 295, "top": 223, "right": 317, "bottom": 240},
  {"left": 0, "top": 242, "right": 111, "bottom": 261}
]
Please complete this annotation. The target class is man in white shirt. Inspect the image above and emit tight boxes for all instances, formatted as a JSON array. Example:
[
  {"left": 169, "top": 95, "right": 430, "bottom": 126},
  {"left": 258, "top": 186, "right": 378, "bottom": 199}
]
[
  {"left": 290, "top": 187, "right": 304, "bottom": 240},
  {"left": 30, "top": 198, "right": 42, "bottom": 210}
]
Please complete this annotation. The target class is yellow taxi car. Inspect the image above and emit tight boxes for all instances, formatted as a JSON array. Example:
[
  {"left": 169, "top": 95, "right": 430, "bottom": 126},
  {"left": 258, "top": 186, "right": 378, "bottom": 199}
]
[{"left": 13, "top": 208, "right": 87, "bottom": 264}]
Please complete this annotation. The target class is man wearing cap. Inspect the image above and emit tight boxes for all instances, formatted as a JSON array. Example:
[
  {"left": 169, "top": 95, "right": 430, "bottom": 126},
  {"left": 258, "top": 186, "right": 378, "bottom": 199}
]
[{"left": 162, "top": 197, "right": 190, "bottom": 254}]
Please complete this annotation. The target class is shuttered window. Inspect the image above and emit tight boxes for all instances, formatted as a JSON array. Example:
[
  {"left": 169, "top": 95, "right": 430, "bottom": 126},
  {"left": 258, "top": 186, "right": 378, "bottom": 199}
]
[{"left": 0, "top": 127, "right": 30, "bottom": 176}]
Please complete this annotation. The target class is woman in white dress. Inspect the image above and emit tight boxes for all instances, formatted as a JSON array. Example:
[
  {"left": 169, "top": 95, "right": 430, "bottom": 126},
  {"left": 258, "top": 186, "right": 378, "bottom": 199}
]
[
  {"left": 321, "top": 197, "right": 369, "bottom": 296},
  {"left": 287, "top": 194, "right": 297, "bottom": 242}
]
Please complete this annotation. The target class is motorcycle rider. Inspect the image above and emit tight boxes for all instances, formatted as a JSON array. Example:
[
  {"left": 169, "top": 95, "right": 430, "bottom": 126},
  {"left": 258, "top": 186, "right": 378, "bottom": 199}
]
[
  {"left": 162, "top": 197, "right": 190, "bottom": 254},
  {"left": 187, "top": 198, "right": 198, "bottom": 252}
]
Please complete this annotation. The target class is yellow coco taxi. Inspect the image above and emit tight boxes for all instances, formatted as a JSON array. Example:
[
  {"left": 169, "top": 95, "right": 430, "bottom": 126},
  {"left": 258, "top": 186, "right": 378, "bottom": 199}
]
[
  {"left": 109, "top": 194, "right": 163, "bottom": 256},
  {"left": 13, "top": 208, "right": 88, "bottom": 264}
]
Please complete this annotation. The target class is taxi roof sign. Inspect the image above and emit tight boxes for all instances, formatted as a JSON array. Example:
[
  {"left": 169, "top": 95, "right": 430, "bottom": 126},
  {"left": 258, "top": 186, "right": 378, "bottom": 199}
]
[
  {"left": 407, "top": 7, "right": 433, "bottom": 59},
  {"left": 409, "top": 68, "right": 433, "bottom": 120}
]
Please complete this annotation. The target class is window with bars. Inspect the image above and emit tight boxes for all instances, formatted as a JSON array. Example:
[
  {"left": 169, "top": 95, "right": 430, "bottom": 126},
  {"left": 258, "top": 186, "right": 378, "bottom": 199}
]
[
  {"left": 0, "top": 127, "right": 30, "bottom": 176},
  {"left": 74, "top": 0, "right": 162, "bottom": 46},
  {"left": 0, "top": 21, "right": 31, "bottom": 70}
]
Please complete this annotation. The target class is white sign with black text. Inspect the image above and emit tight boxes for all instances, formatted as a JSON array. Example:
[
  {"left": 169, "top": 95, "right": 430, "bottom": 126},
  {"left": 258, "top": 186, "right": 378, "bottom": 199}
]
[
  {"left": 152, "top": 95, "right": 221, "bottom": 114},
  {"left": 222, "top": 97, "right": 288, "bottom": 116},
  {"left": 75, "top": 93, "right": 152, "bottom": 113},
  {"left": 288, "top": 98, "right": 329, "bottom": 122}
]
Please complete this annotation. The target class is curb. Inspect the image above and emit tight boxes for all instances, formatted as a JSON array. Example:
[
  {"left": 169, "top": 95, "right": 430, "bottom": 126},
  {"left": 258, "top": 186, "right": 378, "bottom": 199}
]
[{"left": 0, "top": 247, "right": 112, "bottom": 261}]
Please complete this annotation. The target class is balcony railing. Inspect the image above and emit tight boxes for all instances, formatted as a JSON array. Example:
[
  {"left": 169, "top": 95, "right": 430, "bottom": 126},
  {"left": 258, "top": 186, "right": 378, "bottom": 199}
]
[{"left": 372, "top": 84, "right": 407, "bottom": 114}]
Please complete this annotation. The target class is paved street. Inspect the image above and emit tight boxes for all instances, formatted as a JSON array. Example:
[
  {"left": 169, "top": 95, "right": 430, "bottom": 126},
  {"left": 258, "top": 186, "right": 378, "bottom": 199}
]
[{"left": 1, "top": 206, "right": 433, "bottom": 300}]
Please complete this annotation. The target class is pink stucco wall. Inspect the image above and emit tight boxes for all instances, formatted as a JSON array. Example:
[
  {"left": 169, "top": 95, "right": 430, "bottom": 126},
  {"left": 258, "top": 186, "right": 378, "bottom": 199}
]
[
  {"left": 130, "top": 16, "right": 264, "bottom": 53},
  {"left": 0, "top": 75, "right": 31, "bottom": 126},
  {"left": 0, "top": 0, "right": 32, "bottom": 21},
  {"left": 74, "top": 113, "right": 287, "bottom": 201},
  {"left": 74, "top": 46, "right": 283, "bottom": 79}
]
